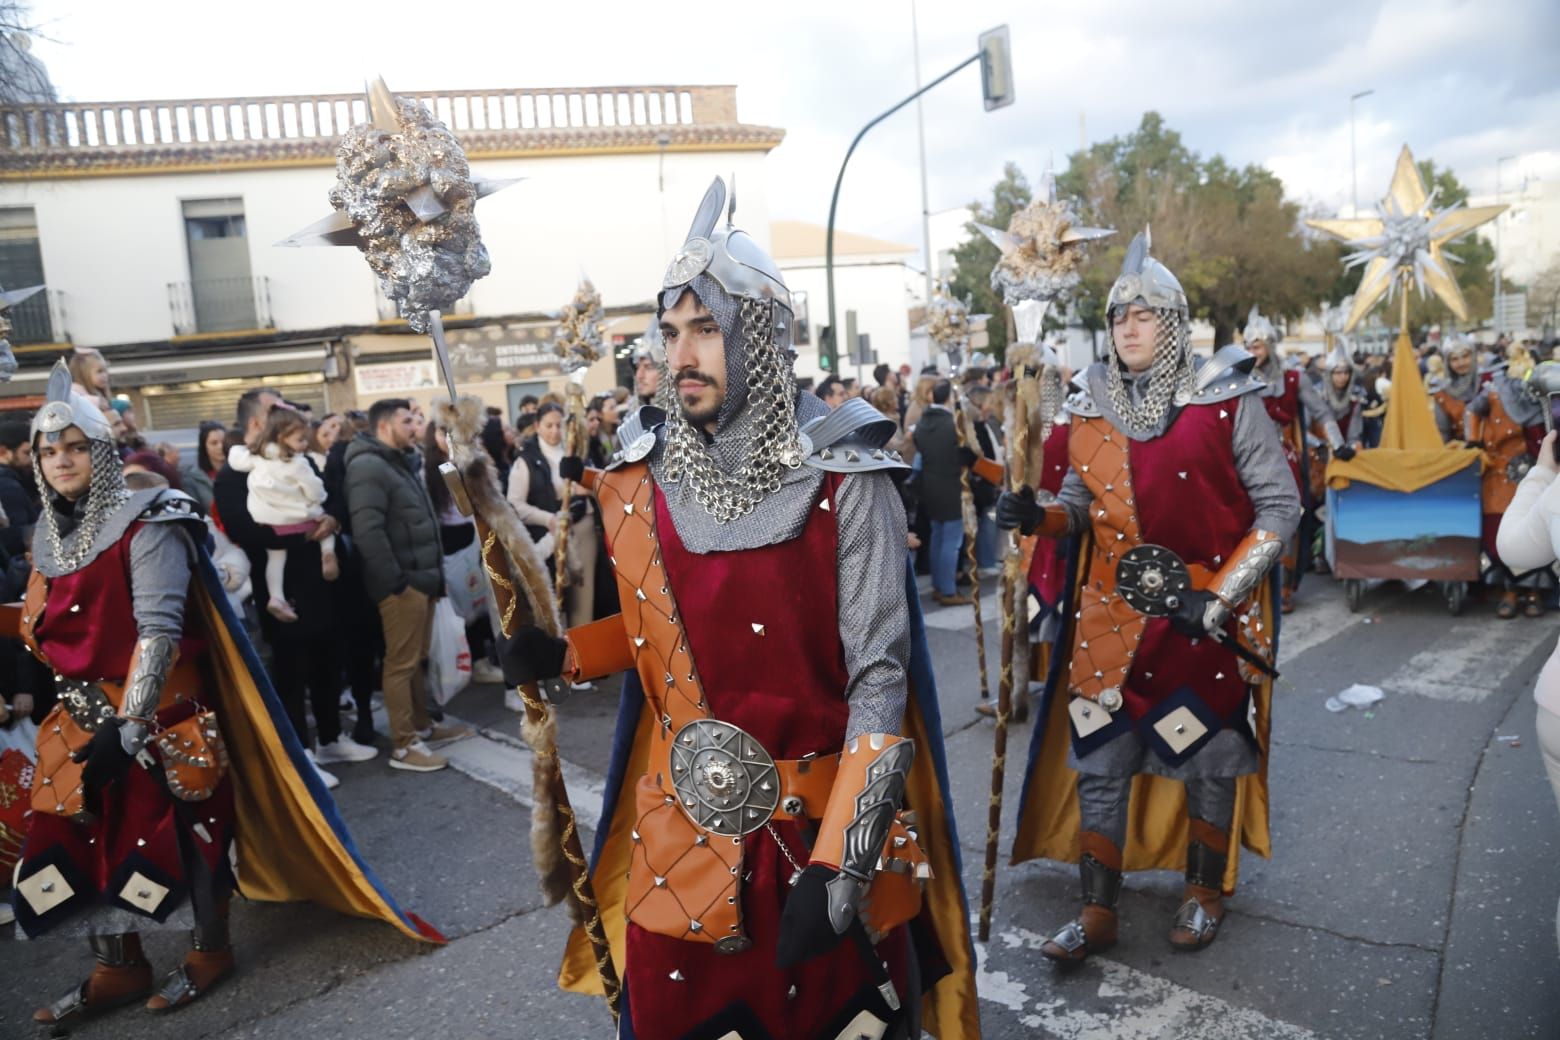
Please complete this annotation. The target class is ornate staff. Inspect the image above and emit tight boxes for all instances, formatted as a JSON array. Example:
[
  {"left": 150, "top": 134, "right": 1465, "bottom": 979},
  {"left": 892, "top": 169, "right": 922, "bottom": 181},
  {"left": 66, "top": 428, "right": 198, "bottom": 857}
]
[
  {"left": 549, "top": 278, "right": 605, "bottom": 606},
  {"left": 925, "top": 279, "right": 988, "bottom": 699},
  {"left": 971, "top": 173, "right": 1112, "bottom": 941},
  {"left": 280, "top": 78, "right": 621, "bottom": 1018}
]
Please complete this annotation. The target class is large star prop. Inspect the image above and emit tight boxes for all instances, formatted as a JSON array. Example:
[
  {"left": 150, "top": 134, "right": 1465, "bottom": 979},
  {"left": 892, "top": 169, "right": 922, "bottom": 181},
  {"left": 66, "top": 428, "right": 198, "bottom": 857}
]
[
  {"left": 972, "top": 168, "right": 1114, "bottom": 315},
  {"left": 1307, "top": 145, "right": 1504, "bottom": 331}
]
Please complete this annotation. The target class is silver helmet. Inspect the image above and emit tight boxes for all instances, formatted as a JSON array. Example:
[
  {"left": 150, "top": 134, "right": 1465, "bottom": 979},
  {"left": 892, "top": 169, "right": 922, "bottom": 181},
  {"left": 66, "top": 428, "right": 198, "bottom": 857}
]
[
  {"left": 1243, "top": 305, "right": 1277, "bottom": 347},
  {"left": 33, "top": 359, "right": 113, "bottom": 445},
  {"left": 1324, "top": 337, "right": 1354, "bottom": 373},
  {"left": 663, "top": 177, "right": 792, "bottom": 320},
  {"left": 1106, "top": 227, "right": 1188, "bottom": 319},
  {"left": 32, "top": 360, "right": 131, "bottom": 573},
  {"left": 1102, "top": 230, "right": 1194, "bottom": 436},
  {"left": 1441, "top": 331, "right": 1476, "bottom": 364}
]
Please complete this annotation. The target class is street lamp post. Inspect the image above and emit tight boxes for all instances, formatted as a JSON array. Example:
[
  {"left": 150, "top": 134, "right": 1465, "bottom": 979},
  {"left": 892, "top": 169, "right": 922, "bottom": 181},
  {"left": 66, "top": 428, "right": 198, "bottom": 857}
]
[
  {"left": 1349, "top": 89, "right": 1374, "bottom": 216},
  {"left": 823, "top": 24, "right": 1012, "bottom": 374},
  {"left": 1495, "top": 154, "right": 1516, "bottom": 335}
]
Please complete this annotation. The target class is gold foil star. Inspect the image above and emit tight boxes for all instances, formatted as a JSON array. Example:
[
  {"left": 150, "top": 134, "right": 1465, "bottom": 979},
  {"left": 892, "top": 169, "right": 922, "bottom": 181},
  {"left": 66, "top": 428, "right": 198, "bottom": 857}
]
[{"left": 1307, "top": 145, "right": 1505, "bottom": 331}]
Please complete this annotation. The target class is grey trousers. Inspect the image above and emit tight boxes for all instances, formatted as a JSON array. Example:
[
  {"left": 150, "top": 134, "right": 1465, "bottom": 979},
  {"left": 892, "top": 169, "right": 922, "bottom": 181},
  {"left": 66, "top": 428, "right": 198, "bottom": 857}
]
[{"left": 1077, "top": 773, "right": 1236, "bottom": 849}]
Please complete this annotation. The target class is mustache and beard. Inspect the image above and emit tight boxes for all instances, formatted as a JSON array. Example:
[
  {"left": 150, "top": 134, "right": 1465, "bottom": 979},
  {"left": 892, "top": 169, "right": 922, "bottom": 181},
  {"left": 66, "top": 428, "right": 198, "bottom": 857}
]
[{"left": 675, "top": 368, "right": 723, "bottom": 427}]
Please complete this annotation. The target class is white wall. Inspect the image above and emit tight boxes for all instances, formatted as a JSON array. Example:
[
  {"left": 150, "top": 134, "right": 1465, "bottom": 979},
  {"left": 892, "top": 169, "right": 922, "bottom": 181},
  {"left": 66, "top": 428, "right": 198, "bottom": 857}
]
[
  {"left": 0, "top": 149, "right": 773, "bottom": 348},
  {"left": 1472, "top": 177, "right": 1560, "bottom": 287},
  {"left": 779, "top": 255, "right": 914, "bottom": 382}
]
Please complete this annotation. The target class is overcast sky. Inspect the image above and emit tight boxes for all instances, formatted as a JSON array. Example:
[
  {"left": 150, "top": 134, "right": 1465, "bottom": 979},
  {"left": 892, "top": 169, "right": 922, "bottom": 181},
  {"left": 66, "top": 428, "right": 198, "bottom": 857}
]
[{"left": 22, "top": 0, "right": 1560, "bottom": 256}]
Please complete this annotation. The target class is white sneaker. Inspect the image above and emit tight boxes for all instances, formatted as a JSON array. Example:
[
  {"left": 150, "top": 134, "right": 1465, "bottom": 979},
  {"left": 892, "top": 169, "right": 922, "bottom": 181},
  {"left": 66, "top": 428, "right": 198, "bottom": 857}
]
[
  {"left": 314, "top": 736, "right": 378, "bottom": 765},
  {"left": 471, "top": 660, "right": 504, "bottom": 684},
  {"left": 389, "top": 740, "right": 448, "bottom": 772},
  {"left": 503, "top": 689, "right": 527, "bottom": 713},
  {"left": 0, "top": 902, "right": 14, "bottom": 925},
  {"left": 570, "top": 680, "right": 595, "bottom": 692},
  {"left": 303, "top": 749, "right": 340, "bottom": 790}
]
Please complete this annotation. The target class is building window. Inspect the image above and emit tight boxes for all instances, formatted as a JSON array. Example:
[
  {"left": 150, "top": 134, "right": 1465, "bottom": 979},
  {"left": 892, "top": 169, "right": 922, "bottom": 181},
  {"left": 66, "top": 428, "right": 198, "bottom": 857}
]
[
  {"left": 175, "top": 198, "right": 260, "bottom": 334},
  {"left": 0, "top": 207, "right": 52, "bottom": 344}
]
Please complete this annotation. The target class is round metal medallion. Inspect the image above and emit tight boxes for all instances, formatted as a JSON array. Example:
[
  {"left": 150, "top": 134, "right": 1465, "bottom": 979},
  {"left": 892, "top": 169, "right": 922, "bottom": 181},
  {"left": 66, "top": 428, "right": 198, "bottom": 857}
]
[
  {"left": 1115, "top": 544, "right": 1192, "bottom": 617},
  {"left": 663, "top": 238, "right": 713, "bottom": 288},
  {"left": 621, "top": 431, "right": 656, "bottom": 464},
  {"left": 1098, "top": 687, "right": 1124, "bottom": 713},
  {"left": 1507, "top": 453, "right": 1535, "bottom": 483},
  {"left": 669, "top": 719, "right": 780, "bottom": 836},
  {"left": 713, "top": 935, "right": 754, "bottom": 955}
]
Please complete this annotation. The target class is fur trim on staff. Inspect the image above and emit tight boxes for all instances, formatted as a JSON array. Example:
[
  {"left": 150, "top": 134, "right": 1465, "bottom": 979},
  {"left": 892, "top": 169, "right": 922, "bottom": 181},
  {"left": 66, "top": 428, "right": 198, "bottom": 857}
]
[
  {"left": 433, "top": 396, "right": 562, "bottom": 637},
  {"left": 524, "top": 702, "right": 574, "bottom": 909}
]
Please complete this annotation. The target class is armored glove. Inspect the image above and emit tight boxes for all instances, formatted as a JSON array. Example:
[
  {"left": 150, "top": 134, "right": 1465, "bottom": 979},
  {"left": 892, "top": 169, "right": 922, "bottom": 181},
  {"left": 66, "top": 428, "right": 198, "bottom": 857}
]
[
  {"left": 1333, "top": 444, "right": 1357, "bottom": 461},
  {"left": 995, "top": 487, "right": 1042, "bottom": 534},
  {"left": 499, "top": 625, "right": 569, "bottom": 687},
  {"left": 73, "top": 718, "right": 135, "bottom": 811},
  {"left": 557, "top": 456, "right": 585, "bottom": 483},
  {"left": 567, "top": 497, "right": 589, "bottom": 524},
  {"left": 775, "top": 864, "right": 851, "bottom": 968},
  {"left": 1168, "top": 588, "right": 1229, "bottom": 639}
]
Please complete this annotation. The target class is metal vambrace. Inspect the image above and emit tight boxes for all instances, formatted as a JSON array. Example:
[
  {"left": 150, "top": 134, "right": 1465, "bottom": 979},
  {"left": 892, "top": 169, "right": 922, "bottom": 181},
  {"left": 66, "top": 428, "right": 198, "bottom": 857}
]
[
  {"left": 119, "top": 634, "right": 178, "bottom": 757},
  {"left": 810, "top": 732, "right": 915, "bottom": 935},
  {"left": 1204, "top": 529, "right": 1284, "bottom": 631}
]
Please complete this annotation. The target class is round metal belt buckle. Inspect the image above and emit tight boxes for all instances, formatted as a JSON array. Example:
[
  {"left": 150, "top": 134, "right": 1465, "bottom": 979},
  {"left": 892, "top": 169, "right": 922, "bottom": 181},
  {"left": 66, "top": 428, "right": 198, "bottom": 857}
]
[{"left": 669, "top": 719, "right": 780, "bottom": 836}]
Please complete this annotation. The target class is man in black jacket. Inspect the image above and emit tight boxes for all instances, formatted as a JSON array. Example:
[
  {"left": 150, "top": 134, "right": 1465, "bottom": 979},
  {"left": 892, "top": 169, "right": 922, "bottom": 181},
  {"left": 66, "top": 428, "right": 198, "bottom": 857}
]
[
  {"left": 344, "top": 398, "right": 461, "bottom": 773},
  {"left": 0, "top": 419, "right": 38, "bottom": 556},
  {"left": 912, "top": 380, "right": 971, "bottom": 607}
]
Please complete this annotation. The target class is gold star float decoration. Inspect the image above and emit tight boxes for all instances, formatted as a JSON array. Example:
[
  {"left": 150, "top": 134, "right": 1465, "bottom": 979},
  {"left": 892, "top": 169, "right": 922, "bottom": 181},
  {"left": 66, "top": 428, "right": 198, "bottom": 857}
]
[{"left": 1307, "top": 144, "right": 1505, "bottom": 331}]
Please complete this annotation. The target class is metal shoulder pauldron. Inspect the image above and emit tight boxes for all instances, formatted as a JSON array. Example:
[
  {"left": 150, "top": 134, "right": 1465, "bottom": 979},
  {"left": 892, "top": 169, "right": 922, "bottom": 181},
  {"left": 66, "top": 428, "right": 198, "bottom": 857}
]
[
  {"left": 604, "top": 405, "right": 665, "bottom": 470},
  {"left": 1188, "top": 345, "right": 1266, "bottom": 405},
  {"left": 799, "top": 397, "right": 908, "bottom": 473}
]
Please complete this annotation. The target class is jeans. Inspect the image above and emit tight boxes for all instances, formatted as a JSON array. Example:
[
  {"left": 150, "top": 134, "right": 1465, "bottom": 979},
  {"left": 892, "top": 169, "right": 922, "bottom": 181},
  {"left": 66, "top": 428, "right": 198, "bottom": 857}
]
[
  {"left": 976, "top": 511, "right": 999, "bottom": 570},
  {"left": 929, "top": 519, "right": 964, "bottom": 597}
]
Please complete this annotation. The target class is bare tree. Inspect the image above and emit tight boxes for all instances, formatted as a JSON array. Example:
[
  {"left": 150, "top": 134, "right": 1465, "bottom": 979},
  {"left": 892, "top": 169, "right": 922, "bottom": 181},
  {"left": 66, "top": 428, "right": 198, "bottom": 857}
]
[{"left": 0, "top": 2, "right": 55, "bottom": 105}]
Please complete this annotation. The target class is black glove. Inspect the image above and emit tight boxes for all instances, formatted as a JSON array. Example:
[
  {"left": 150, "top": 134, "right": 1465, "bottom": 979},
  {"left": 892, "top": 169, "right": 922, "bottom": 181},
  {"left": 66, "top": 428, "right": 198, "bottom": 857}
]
[
  {"left": 995, "top": 487, "right": 1042, "bottom": 535},
  {"left": 775, "top": 864, "right": 849, "bottom": 968},
  {"left": 1167, "top": 588, "right": 1220, "bottom": 640},
  {"left": 567, "top": 497, "right": 589, "bottom": 524},
  {"left": 557, "top": 456, "right": 585, "bottom": 483},
  {"left": 499, "top": 624, "right": 569, "bottom": 687},
  {"left": 957, "top": 446, "right": 979, "bottom": 468},
  {"left": 1333, "top": 444, "right": 1357, "bottom": 462},
  {"left": 72, "top": 718, "right": 134, "bottom": 810}
]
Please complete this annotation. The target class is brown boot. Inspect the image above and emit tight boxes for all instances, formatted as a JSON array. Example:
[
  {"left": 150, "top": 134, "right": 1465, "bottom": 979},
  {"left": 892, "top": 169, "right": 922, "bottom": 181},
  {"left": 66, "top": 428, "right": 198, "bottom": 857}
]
[
  {"left": 1497, "top": 590, "right": 1520, "bottom": 619},
  {"left": 1169, "top": 819, "right": 1228, "bottom": 952},
  {"left": 34, "top": 933, "right": 154, "bottom": 1027},
  {"left": 145, "top": 948, "right": 236, "bottom": 1013},
  {"left": 933, "top": 592, "right": 973, "bottom": 607},
  {"left": 1280, "top": 586, "right": 1295, "bottom": 614},
  {"left": 1040, "top": 831, "right": 1121, "bottom": 963}
]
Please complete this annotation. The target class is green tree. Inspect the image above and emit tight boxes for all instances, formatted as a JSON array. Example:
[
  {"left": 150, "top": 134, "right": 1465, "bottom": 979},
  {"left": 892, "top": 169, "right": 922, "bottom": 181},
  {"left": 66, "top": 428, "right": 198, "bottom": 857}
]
[{"left": 948, "top": 162, "right": 1031, "bottom": 358}]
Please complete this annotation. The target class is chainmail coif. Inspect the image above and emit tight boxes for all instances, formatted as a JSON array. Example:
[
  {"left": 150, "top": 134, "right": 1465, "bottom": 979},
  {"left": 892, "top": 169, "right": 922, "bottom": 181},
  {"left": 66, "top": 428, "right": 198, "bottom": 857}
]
[
  {"left": 35, "top": 438, "right": 132, "bottom": 573},
  {"left": 1103, "top": 308, "right": 1195, "bottom": 438}
]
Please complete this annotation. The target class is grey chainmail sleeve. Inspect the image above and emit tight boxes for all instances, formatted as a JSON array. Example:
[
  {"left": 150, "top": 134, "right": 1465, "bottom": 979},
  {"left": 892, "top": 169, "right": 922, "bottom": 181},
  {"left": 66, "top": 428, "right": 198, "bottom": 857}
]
[
  {"left": 833, "top": 471, "right": 911, "bottom": 741},
  {"left": 129, "top": 521, "right": 196, "bottom": 640},
  {"left": 1052, "top": 465, "right": 1093, "bottom": 536},
  {"left": 1465, "top": 384, "right": 1491, "bottom": 440},
  {"left": 1296, "top": 376, "right": 1345, "bottom": 449},
  {"left": 1233, "top": 394, "right": 1303, "bottom": 540}
]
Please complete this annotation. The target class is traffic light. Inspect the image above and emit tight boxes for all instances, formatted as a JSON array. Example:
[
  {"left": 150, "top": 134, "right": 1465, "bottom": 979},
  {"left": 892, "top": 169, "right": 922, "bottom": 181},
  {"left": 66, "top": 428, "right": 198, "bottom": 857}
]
[
  {"left": 979, "top": 25, "right": 1014, "bottom": 111},
  {"left": 819, "top": 325, "right": 836, "bottom": 374}
]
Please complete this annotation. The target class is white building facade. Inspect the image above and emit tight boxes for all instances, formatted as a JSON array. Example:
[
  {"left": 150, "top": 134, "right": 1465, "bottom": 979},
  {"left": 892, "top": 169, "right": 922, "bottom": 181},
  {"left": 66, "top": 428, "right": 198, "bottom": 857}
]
[{"left": 0, "top": 84, "right": 783, "bottom": 426}]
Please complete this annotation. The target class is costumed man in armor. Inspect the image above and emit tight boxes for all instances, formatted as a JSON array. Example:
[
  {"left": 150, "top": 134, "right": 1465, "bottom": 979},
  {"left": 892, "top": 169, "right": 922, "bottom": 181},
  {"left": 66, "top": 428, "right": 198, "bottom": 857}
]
[
  {"left": 13, "top": 364, "right": 439, "bottom": 1030},
  {"left": 996, "top": 233, "right": 1300, "bottom": 961},
  {"left": 1428, "top": 333, "right": 1480, "bottom": 444},
  {"left": 513, "top": 179, "right": 977, "bottom": 1039},
  {"left": 1468, "top": 345, "right": 1554, "bottom": 618},
  {"left": 1243, "top": 307, "right": 1353, "bottom": 612}
]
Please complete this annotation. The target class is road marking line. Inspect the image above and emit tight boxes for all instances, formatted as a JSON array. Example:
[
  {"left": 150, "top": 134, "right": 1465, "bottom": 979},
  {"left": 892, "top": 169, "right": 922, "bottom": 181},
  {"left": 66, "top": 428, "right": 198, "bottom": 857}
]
[
  {"left": 1275, "top": 595, "right": 1363, "bottom": 664},
  {"left": 980, "top": 926, "right": 1320, "bottom": 1039},
  {"left": 1379, "top": 618, "right": 1557, "bottom": 702}
]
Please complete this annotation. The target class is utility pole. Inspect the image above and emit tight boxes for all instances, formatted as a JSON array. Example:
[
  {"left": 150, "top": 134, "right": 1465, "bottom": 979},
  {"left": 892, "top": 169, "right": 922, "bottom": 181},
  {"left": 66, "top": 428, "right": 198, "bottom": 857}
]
[
  {"left": 1349, "top": 89, "right": 1374, "bottom": 216},
  {"left": 1494, "top": 155, "right": 1516, "bottom": 335},
  {"left": 911, "top": 1, "right": 934, "bottom": 313}
]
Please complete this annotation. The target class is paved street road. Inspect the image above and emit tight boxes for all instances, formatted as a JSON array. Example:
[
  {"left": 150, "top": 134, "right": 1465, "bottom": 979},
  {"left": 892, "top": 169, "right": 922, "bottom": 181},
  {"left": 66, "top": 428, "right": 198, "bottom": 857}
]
[{"left": 3, "top": 576, "right": 1558, "bottom": 1039}]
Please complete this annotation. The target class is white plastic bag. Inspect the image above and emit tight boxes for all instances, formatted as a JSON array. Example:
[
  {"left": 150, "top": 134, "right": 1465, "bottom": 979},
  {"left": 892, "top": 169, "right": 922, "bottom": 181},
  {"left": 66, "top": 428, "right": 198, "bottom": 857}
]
[
  {"left": 442, "top": 538, "right": 489, "bottom": 623},
  {"left": 428, "top": 597, "right": 473, "bottom": 705}
]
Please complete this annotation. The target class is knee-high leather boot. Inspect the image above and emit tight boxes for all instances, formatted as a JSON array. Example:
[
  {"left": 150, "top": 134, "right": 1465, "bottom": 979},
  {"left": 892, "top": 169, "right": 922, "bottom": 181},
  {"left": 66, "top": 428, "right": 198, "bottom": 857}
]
[
  {"left": 1169, "top": 818, "right": 1228, "bottom": 951},
  {"left": 1040, "top": 831, "right": 1122, "bottom": 962}
]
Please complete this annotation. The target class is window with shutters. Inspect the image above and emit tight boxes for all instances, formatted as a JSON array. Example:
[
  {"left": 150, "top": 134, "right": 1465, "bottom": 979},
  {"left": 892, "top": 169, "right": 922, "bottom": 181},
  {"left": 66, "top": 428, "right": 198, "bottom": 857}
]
[{"left": 0, "top": 207, "right": 52, "bottom": 344}]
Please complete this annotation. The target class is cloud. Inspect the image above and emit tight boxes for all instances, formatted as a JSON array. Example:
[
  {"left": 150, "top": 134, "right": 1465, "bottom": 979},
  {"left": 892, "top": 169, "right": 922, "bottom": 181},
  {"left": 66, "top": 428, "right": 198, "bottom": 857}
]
[{"left": 24, "top": 0, "right": 1560, "bottom": 267}]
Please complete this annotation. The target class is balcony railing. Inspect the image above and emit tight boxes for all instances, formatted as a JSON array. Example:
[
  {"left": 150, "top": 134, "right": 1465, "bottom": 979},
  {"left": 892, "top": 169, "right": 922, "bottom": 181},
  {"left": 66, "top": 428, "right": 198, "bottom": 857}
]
[
  {"left": 4, "top": 288, "right": 68, "bottom": 344},
  {"left": 0, "top": 86, "right": 772, "bottom": 173},
  {"left": 167, "top": 276, "right": 274, "bottom": 336}
]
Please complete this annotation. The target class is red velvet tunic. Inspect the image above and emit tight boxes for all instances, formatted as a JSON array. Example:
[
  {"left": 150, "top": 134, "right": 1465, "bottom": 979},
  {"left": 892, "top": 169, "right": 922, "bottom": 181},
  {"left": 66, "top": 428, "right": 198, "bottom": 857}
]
[
  {"left": 1029, "top": 421, "right": 1072, "bottom": 612},
  {"left": 620, "top": 474, "right": 910, "bottom": 1040},
  {"left": 1260, "top": 370, "right": 1304, "bottom": 492},
  {"left": 1122, "top": 404, "right": 1256, "bottom": 723}
]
